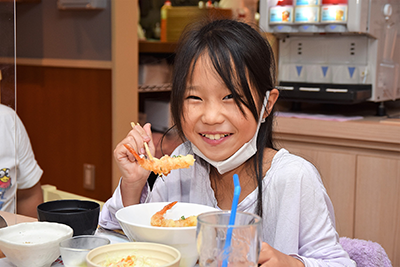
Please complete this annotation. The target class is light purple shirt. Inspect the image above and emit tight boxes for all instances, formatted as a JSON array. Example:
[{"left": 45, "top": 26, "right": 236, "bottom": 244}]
[{"left": 99, "top": 143, "right": 355, "bottom": 266}]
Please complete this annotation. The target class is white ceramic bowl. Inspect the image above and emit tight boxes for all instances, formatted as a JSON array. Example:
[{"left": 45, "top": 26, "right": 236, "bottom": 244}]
[
  {"left": 0, "top": 221, "right": 73, "bottom": 267},
  {"left": 116, "top": 202, "right": 219, "bottom": 267},
  {"left": 86, "top": 242, "right": 181, "bottom": 267}
]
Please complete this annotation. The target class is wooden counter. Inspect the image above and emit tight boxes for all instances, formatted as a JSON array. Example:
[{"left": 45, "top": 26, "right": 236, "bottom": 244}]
[
  {"left": 273, "top": 115, "right": 400, "bottom": 266},
  {"left": 275, "top": 116, "right": 400, "bottom": 152}
]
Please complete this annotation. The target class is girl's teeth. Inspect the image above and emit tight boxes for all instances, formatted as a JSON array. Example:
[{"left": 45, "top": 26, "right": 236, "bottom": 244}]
[{"left": 202, "top": 134, "right": 228, "bottom": 140}]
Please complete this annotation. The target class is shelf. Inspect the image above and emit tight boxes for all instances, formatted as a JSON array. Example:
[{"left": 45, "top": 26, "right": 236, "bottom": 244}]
[
  {"left": 0, "top": 0, "right": 41, "bottom": 2},
  {"left": 139, "top": 41, "right": 178, "bottom": 54},
  {"left": 138, "top": 83, "right": 172, "bottom": 93}
]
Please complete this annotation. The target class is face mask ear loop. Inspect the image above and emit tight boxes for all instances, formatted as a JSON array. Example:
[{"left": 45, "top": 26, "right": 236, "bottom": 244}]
[
  {"left": 261, "top": 106, "right": 267, "bottom": 123},
  {"left": 260, "top": 91, "right": 270, "bottom": 123}
]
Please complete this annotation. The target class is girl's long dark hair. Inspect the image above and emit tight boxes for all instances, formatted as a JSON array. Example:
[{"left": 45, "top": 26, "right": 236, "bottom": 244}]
[{"left": 168, "top": 19, "right": 277, "bottom": 217}]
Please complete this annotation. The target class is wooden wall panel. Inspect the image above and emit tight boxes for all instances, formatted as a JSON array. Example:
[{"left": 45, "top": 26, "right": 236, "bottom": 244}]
[
  {"left": 16, "top": 65, "right": 112, "bottom": 202},
  {"left": 355, "top": 155, "right": 400, "bottom": 265}
]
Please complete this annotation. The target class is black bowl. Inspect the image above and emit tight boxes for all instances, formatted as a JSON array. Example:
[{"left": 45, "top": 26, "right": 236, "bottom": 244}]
[{"left": 37, "top": 200, "right": 100, "bottom": 236}]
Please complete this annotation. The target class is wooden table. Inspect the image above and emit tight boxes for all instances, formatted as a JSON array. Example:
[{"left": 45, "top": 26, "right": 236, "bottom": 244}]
[
  {"left": 0, "top": 211, "right": 37, "bottom": 258},
  {"left": 0, "top": 211, "right": 37, "bottom": 226}
]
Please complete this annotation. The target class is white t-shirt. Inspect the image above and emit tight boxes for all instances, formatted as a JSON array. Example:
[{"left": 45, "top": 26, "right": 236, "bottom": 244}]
[
  {"left": 99, "top": 143, "right": 354, "bottom": 266},
  {"left": 0, "top": 104, "right": 43, "bottom": 213}
]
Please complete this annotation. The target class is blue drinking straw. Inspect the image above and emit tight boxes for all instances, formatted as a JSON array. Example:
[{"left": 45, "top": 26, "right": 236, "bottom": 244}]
[{"left": 222, "top": 174, "right": 241, "bottom": 267}]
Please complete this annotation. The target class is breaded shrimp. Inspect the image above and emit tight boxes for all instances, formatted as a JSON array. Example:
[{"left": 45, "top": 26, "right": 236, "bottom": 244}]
[
  {"left": 123, "top": 144, "right": 195, "bottom": 176},
  {"left": 151, "top": 201, "right": 197, "bottom": 227}
]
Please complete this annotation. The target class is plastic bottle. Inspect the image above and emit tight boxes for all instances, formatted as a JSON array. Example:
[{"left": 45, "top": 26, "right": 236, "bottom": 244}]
[
  {"left": 160, "top": 0, "right": 172, "bottom": 42},
  {"left": 198, "top": 1, "right": 204, "bottom": 8},
  {"left": 154, "top": 22, "right": 161, "bottom": 39}
]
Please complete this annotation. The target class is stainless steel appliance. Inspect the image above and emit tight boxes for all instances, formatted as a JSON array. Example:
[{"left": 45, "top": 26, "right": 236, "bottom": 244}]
[{"left": 259, "top": 0, "right": 400, "bottom": 110}]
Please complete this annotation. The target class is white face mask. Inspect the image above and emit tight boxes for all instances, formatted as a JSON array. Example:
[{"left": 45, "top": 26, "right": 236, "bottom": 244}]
[{"left": 191, "top": 91, "right": 270, "bottom": 174}]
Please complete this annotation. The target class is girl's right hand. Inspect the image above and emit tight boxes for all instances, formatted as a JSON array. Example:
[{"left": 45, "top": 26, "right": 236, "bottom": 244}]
[
  {"left": 258, "top": 242, "right": 304, "bottom": 267},
  {"left": 114, "top": 123, "right": 154, "bottom": 205}
]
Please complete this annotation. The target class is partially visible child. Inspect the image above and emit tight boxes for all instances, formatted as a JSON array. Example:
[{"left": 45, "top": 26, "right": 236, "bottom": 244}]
[
  {"left": 100, "top": 19, "right": 354, "bottom": 266},
  {"left": 0, "top": 104, "right": 43, "bottom": 218}
]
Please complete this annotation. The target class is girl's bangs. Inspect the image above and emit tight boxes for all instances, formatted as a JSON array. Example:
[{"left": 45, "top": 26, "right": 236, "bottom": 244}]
[
  {"left": 208, "top": 47, "right": 243, "bottom": 96},
  {"left": 209, "top": 46, "right": 258, "bottom": 117}
]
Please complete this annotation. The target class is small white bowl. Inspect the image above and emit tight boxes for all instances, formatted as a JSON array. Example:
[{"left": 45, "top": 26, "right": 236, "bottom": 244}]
[
  {"left": 60, "top": 235, "right": 110, "bottom": 267},
  {"left": 0, "top": 221, "right": 73, "bottom": 267},
  {"left": 116, "top": 202, "right": 219, "bottom": 267},
  {"left": 86, "top": 242, "right": 181, "bottom": 267}
]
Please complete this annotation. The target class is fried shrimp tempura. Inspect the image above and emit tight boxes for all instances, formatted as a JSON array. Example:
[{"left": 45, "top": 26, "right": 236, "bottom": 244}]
[
  {"left": 123, "top": 144, "right": 195, "bottom": 176},
  {"left": 150, "top": 201, "right": 197, "bottom": 227}
]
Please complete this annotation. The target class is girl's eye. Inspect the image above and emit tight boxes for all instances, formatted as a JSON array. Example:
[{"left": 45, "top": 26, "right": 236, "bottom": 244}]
[
  {"left": 223, "top": 94, "right": 234, "bottom": 100},
  {"left": 186, "top": 95, "right": 202, "bottom": 100}
]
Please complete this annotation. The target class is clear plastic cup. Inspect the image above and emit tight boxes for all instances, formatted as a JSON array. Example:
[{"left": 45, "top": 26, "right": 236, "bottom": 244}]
[
  {"left": 196, "top": 211, "right": 262, "bottom": 267},
  {"left": 59, "top": 235, "right": 110, "bottom": 267}
]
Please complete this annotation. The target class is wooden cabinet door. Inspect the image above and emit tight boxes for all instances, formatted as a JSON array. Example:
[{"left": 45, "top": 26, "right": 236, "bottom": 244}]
[
  {"left": 279, "top": 143, "right": 357, "bottom": 238},
  {"left": 355, "top": 155, "right": 400, "bottom": 266}
]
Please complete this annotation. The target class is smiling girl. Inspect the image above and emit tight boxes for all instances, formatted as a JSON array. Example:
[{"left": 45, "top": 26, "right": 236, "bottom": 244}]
[{"left": 100, "top": 19, "right": 354, "bottom": 266}]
